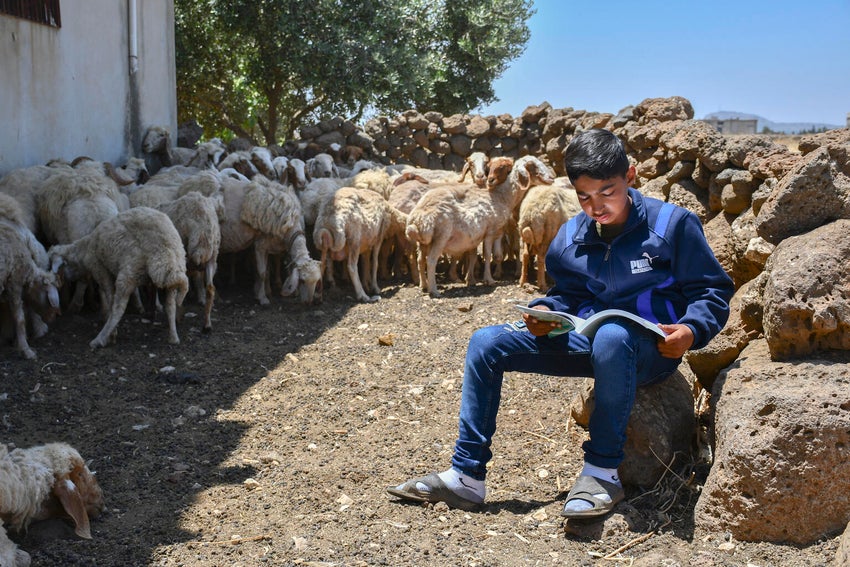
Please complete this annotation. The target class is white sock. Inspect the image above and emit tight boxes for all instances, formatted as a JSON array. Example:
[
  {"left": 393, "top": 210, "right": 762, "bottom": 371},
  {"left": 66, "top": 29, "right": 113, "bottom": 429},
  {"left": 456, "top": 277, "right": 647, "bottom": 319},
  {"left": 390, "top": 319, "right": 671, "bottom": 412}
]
[
  {"left": 434, "top": 468, "right": 486, "bottom": 502},
  {"left": 562, "top": 463, "right": 621, "bottom": 513}
]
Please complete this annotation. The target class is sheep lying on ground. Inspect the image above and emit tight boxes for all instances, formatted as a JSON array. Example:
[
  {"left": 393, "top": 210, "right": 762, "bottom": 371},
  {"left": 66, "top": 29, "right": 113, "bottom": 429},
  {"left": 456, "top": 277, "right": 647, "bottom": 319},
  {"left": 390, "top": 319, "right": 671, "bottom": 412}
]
[
  {"left": 0, "top": 442, "right": 104, "bottom": 567},
  {"left": 157, "top": 192, "right": 223, "bottom": 333},
  {"left": 48, "top": 207, "right": 189, "bottom": 348},
  {"left": 313, "top": 186, "right": 407, "bottom": 302},
  {"left": 517, "top": 177, "right": 581, "bottom": 290}
]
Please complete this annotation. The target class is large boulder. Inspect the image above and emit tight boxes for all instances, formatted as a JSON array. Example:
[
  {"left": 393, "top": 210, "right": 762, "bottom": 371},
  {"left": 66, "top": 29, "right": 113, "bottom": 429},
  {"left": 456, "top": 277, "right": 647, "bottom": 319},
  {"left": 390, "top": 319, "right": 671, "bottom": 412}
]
[
  {"left": 658, "top": 120, "right": 728, "bottom": 172},
  {"left": 570, "top": 368, "right": 695, "bottom": 487},
  {"left": 694, "top": 339, "right": 850, "bottom": 544},
  {"left": 755, "top": 144, "right": 850, "bottom": 244},
  {"left": 633, "top": 96, "right": 694, "bottom": 124},
  {"left": 760, "top": 219, "right": 850, "bottom": 360},
  {"left": 798, "top": 127, "right": 850, "bottom": 155}
]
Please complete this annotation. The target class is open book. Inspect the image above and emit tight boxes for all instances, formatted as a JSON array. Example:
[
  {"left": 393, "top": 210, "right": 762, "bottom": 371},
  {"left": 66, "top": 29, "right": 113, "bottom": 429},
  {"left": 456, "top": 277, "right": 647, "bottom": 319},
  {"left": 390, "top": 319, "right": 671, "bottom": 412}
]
[{"left": 515, "top": 305, "right": 667, "bottom": 339}]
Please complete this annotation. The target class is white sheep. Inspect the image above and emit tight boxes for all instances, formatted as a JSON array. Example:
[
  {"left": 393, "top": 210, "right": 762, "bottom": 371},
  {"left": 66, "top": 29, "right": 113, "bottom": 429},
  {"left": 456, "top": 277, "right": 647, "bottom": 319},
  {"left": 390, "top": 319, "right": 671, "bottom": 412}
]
[
  {"left": 142, "top": 126, "right": 225, "bottom": 173},
  {"left": 287, "top": 158, "right": 310, "bottom": 190},
  {"left": 517, "top": 177, "right": 581, "bottom": 290},
  {"left": 219, "top": 177, "right": 322, "bottom": 305},
  {"left": 157, "top": 192, "right": 223, "bottom": 333},
  {"left": 37, "top": 163, "right": 126, "bottom": 312},
  {"left": 0, "top": 442, "right": 103, "bottom": 567},
  {"left": 48, "top": 207, "right": 189, "bottom": 348},
  {"left": 0, "top": 222, "right": 61, "bottom": 359},
  {"left": 491, "top": 156, "right": 557, "bottom": 280},
  {"left": 383, "top": 172, "right": 431, "bottom": 282},
  {"left": 313, "top": 186, "right": 407, "bottom": 302},
  {"left": 250, "top": 147, "right": 276, "bottom": 179},
  {"left": 217, "top": 151, "right": 259, "bottom": 179},
  {"left": 458, "top": 151, "right": 490, "bottom": 188},
  {"left": 306, "top": 153, "right": 339, "bottom": 179},
  {"left": 406, "top": 156, "right": 548, "bottom": 297},
  {"left": 0, "top": 162, "right": 70, "bottom": 234}
]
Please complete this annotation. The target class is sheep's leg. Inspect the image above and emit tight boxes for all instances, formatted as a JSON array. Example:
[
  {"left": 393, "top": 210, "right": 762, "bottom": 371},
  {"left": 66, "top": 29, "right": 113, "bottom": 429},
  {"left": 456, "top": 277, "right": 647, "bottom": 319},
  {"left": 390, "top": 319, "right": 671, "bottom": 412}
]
[
  {"left": 425, "top": 239, "right": 449, "bottom": 297},
  {"left": 28, "top": 310, "right": 49, "bottom": 339},
  {"left": 9, "top": 292, "right": 36, "bottom": 359},
  {"left": 368, "top": 242, "right": 383, "bottom": 295},
  {"left": 192, "top": 271, "right": 206, "bottom": 305},
  {"left": 91, "top": 281, "right": 133, "bottom": 348},
  {"left": 0, "top": 526, "right": 30, "bottom": 567},
  {"left": 464, "top": 252, "right": 479, "bottom": 286},
  {"left": 164, "top": 287, "right": 180, "bottom": 344},
  {"left": 535, "top": 242, "right": 549, "bottom": 291},
  {"left": 416, "top": 244, "right": 428, "bottom": 292},
  {"left": 519, "top": 241, "right": 531, "bottom": 286},
  {"left": 481, "top": 236, "right": 497, "bottom": 285},
  {"left": 252, "top": 243, "right": 271, "bottom": 305},
  {"left": 202, "top": 260, "right": 216, "bottom": 333},
  {"left": 68, "top": 280, "right": 88, "bottom": 313},
  {"left": 346, "top": 247, "right": 374, "bottom": 302},
  {"left": 493, "top": 237, "right": 504, "bottom": 280}
]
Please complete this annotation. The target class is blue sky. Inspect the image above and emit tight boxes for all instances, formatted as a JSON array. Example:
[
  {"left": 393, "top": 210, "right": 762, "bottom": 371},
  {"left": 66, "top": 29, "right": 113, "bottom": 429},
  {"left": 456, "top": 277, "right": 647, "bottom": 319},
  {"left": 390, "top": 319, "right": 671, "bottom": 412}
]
[{"left": 478, "top": 0, "right": 850, "bottom": 126}]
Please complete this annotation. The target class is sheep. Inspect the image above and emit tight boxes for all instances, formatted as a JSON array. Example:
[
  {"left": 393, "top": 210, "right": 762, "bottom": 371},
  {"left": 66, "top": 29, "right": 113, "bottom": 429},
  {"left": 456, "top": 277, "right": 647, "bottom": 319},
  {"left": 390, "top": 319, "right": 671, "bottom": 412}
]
[
  {"left": 0, "top": 222, "right": 61, "bottom": 359},
  {"left": 313, "top": 186, "right": 407, "bottom": 302},
  {"left": 218, "top": 177, "right": 322, "bottom": 305},
  {"left": 383, "top": 172, "right": 431, "bottom": 282},
  {"left": 217, "top": 151, "right": 259, "bottom": 179},
  {"left": 458, "top": 151, "right": 490, "bottom": 188},
  {"left": 142, "top": 126, "right": 225, "bottom": 174},
  {"left": 491, "top": 156, "right": 557, "bottom": 279},
  {"left": 37, "top": 163, "right": 126, "bottom": 312},
  {"left": 272, "top": 156, "right": 290, "bottom": 184},
  {"left": 157, "top": 192, "right": 223, "bottom": 333},
  {"left": 406, "top": 156, "right": 554, "bottom": 297},
  {"left": 48, "top": 207, "right": 189, "bottom": 348},
  {"left": 250, "top": 147, "right": 276, "bottom": 179},
  {"left": 127, "top": 165, "right": 205, "bottom": 208},
  {"left": 287, "top": 158, "right": 310, "bottom": 190},
  {"left": 0, "top": 162, "right": 70, "bottom": 234},
  {"left": 0, "top": 442, "right": 103, "bottom": 567},
  {"left": 517, "top": 177, "right": 582, "bottom": 290},
  {"left": 306, "top": 153, "right": 340, "bottom": 179}
]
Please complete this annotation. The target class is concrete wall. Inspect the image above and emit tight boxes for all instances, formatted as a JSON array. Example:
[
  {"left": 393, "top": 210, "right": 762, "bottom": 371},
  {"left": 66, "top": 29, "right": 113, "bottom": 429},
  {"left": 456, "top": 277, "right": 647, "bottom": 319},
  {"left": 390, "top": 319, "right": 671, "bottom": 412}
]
[
  {"left": 0, "top": 0, "right": 176, "bottom": 176},
  {"left": 702, "top": 118, "right": 758, "bottom": 135}
]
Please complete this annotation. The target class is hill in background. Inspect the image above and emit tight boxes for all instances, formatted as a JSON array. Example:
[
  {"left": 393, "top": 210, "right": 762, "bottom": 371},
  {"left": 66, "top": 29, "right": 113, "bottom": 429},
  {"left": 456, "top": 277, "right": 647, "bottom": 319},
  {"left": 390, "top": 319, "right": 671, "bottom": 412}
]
[{"left": 703, "top": 111, "right": 842, "bottom": 134}]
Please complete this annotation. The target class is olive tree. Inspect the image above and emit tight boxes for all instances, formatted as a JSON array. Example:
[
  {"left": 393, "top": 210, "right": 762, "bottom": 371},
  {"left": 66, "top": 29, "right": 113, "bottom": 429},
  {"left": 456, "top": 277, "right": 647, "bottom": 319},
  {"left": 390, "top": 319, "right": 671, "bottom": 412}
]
[{"left": 175, "top": 0, "right": 533, "bottom": 145}]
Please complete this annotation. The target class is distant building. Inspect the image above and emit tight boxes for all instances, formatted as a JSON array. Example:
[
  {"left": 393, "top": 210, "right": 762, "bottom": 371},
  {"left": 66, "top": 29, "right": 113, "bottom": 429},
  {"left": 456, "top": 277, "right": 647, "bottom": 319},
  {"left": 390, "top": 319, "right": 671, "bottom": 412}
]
[{"left": 702, "top": 118, "right": 758, "bottom": 135}]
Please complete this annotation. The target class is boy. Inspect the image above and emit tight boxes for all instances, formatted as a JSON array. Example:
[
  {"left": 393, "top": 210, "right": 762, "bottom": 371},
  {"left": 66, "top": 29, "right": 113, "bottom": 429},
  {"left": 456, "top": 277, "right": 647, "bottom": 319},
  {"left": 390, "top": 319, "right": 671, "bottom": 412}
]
[{"left": 388, "top": 128, "right": 734, "bottom": 518}]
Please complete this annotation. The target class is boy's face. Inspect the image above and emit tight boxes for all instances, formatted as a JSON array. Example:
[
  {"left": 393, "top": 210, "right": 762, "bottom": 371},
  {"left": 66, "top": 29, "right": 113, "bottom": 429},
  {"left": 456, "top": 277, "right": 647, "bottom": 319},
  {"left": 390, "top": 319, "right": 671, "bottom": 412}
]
[{"left": 573, "top": 165, "right": 636, "bottom": 227}]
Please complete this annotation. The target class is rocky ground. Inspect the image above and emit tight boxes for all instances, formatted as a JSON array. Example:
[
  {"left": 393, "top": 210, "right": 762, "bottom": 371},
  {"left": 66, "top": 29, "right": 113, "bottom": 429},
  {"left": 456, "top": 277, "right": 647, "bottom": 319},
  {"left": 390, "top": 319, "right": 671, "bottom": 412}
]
[{"left": 1, "top": 268, "right": 840, "bottom": 566}]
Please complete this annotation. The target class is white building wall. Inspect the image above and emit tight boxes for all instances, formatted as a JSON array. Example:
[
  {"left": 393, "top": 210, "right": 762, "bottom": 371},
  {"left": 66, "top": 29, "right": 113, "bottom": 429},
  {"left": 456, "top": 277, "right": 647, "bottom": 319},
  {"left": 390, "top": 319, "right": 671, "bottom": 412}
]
[{"left": 0, "top": 0, "right": 176, "bottom": 176}]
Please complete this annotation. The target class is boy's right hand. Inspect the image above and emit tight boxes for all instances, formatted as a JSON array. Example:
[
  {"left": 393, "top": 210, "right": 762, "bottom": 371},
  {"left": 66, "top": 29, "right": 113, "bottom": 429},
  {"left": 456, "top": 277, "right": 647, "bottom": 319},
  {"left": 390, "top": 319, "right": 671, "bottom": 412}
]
[{"left": 521, "top": 306, "right": 562, "bottom": 337}]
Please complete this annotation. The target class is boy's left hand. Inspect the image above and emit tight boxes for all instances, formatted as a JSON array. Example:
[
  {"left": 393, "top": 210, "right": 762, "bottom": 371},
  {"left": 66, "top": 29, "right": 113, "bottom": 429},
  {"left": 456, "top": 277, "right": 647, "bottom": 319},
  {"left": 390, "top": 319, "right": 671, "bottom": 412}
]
[{"left": 656, "top": 324, "right": 694, "bottom": 359}]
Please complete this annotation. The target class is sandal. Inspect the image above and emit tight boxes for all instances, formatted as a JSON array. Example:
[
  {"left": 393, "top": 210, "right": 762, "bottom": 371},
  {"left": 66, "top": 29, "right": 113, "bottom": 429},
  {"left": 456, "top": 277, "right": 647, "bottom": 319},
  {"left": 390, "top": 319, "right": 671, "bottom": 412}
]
[
  {"left": 560, "top": 474, "right": 625, "bottom": 519},
  {"left": 387, "top": 472, "right": 483, "bottom": 511}
]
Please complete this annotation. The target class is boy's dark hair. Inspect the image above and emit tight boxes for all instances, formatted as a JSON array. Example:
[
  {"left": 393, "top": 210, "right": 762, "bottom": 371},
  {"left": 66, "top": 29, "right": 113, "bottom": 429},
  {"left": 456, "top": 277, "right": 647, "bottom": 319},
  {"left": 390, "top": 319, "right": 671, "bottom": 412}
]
[{"left": 563, "top": 128, "right": 630, "bottom": 184}]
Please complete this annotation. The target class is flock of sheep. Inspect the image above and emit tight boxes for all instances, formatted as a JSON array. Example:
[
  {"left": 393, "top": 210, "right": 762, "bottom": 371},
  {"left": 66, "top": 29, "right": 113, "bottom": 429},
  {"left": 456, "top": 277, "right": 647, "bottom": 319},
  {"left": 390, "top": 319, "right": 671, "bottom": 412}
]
[
  {"left": 0, "top": 126, "right": 588, "bottom": 564},
  {"left": 0, "top": 127, "right": 585, "bottom": 362}
]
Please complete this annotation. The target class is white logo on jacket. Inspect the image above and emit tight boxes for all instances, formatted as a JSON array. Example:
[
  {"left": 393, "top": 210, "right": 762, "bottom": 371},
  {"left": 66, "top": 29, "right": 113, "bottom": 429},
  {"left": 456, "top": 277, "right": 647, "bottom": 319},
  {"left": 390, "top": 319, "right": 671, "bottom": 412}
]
[{"left": 630, "top": 252, "right": 658, "bottom": 274}]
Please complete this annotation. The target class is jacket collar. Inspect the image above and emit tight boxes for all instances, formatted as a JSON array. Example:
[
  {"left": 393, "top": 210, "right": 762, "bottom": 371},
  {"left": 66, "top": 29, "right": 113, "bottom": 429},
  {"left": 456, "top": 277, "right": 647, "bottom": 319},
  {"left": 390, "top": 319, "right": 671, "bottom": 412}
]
[{"left": 572, "top": 188, "right": 647, "bottom": 244}]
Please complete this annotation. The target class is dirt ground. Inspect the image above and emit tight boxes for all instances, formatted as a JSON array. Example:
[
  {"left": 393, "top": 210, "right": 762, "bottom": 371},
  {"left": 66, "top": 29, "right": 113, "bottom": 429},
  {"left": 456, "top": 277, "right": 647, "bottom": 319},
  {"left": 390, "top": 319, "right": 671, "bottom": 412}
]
[{"left": 1, "top": 266, "right": 840, "bottom": 566}]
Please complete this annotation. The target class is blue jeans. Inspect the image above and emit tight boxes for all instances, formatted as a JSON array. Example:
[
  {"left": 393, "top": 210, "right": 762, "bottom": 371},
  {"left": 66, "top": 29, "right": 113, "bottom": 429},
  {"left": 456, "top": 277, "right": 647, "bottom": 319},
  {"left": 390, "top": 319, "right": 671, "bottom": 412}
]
[{"left": 451, "top": 319, "right": 681, "bottom": 480}]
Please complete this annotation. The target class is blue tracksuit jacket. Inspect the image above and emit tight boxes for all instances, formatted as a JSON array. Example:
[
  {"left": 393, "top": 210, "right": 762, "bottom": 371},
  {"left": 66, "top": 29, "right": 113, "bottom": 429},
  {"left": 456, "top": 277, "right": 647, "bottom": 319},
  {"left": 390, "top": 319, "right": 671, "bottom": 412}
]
[{"left": 529, "top": 188, "right": 734, "bottom": 350}]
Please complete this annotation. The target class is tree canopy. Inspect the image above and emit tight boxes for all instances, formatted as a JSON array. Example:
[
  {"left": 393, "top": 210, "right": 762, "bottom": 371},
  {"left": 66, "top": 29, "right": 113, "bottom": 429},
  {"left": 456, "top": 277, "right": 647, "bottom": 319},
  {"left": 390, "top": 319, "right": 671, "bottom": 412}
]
[{"left": 175, "top": 0, "right": 534, "bottom": 145}]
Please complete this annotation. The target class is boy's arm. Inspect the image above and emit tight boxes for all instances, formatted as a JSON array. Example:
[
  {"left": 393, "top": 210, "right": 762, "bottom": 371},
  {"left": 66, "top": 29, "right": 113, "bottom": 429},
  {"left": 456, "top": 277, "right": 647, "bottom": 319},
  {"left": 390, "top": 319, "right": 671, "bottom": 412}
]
[{"left": 672, "top": 211, "right": 735, "bottom": 350}]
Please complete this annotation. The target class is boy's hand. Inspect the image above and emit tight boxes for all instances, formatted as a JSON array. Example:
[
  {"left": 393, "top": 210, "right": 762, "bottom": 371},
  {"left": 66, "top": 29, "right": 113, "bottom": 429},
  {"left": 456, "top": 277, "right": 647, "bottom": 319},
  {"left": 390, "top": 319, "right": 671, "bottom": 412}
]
[
  {"left": 656, "top": 324, "right": 694, "bottom": 358},
  {"left": 522, "top": 306, "right": 561, "bottom": 337}
]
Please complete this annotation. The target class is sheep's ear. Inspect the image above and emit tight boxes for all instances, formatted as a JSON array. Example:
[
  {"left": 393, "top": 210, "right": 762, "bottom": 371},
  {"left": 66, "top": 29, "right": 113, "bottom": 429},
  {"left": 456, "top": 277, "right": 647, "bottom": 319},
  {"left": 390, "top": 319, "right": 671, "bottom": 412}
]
[
  {"left": 517, "top": 164, "right": 532, "bottom": 192},
  {"left": 52, "top": 476, "right": 92, "bottom": 539},
  {"left": 459, "top": 161, "right": 470, "bottom": 182},
  {"left": 50, "top": 256, "right": 64, "bottom": 274},
  {"left": 48, "top": 284, "right": 61, "bottom": 309},
  {"left": 281, "top": 268, "right": 299, "bottom": 296}
]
